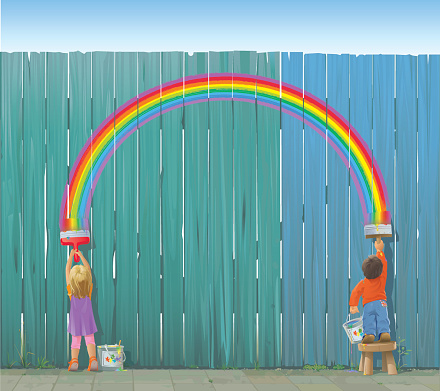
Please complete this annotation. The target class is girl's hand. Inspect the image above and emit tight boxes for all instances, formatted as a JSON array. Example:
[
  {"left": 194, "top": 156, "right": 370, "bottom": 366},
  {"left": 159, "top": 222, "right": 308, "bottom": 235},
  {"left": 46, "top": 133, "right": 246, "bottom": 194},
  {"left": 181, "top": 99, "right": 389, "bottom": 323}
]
[{"left": 75, "top": 250, "right": 83, "bottom": 258}]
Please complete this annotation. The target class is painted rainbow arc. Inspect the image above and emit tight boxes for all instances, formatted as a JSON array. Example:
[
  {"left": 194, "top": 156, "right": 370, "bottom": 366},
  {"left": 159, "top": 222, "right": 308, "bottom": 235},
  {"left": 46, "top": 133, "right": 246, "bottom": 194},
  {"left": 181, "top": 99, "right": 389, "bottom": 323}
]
[{"left": 59, "top": 73, "right": 391, "bottom": 231}]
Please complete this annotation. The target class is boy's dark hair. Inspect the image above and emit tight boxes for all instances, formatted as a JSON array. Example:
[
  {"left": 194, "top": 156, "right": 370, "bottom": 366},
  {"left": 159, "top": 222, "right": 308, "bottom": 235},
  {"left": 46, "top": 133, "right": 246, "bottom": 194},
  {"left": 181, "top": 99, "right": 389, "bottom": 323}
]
[{"left": 362, "top": 255, "right": 383, "bottom": 279}]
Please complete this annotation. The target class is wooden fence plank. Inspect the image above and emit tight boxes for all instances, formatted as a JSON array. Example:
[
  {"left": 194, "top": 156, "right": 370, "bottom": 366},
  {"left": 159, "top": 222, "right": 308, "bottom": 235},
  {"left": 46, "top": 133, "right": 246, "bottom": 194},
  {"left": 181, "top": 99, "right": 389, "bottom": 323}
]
[
  {"left": 162, "top": 52, "right": 184, "bottom": 367},
  {"left": 91, "top": 52, "right": 116, "bottom": 354},
  {"left": 327, "top": 54, "right": 350, "bottom": 366},
  {"left": 281, "top": 52, "right": 303, "bottom": 368},
  {"left": 417, "top": 54, "right": 439, "bottom": 368},
  {"left": 138, "top": 52, "right": 161, "bottom": 367},
  {"left": 208, "top": 51, "right": 234, "bottom": 368},
  {"left": 183, "top": 52, "right": 209, "bottom": 367},
  {"left": 303, "top": 53, "right": 326, "bottom": 365},
  {"left": 46, "top": 52, "right": 68, "bottom": 366},
  {"left": 115, "top": 52, "right": 138, "bottom": 365},
  {"left": 1, "top": 52, "right": 23, "bottom": 367},
  {"left": 372, "top": 55, "right": 396, "bottom": 351},
  {"left": 233, "top": 51, "right": 257, "bottom": 368},
  {"left": 256, "top": 52, "right": 281, "bottom": 368},
  {"left": 66, "top": 52, "right": 92, "bottom": 367},
  {"left": 349, "top": 54, "right": 373, "bottom": 367},
  {"left": 23, "top": 52, "right": 46, "bottom": 365},
  {"left": 395, "top": 55, "right": 417, "bottom": 367}
]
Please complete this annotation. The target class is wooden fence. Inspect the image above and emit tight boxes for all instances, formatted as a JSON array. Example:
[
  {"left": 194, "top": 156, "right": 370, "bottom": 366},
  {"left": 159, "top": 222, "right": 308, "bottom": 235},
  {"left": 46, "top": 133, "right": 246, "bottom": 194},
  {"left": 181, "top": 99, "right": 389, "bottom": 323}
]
[{"left": 1, "top": 52, "right": 439, "bottom": 368}]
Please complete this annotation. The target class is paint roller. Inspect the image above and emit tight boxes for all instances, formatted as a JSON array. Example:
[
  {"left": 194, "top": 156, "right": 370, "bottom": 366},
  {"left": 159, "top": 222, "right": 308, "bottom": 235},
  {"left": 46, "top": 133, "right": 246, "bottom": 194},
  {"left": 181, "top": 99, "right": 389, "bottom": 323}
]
[{"left": 60, "top": 218, "right": 90, "bottom": 262}]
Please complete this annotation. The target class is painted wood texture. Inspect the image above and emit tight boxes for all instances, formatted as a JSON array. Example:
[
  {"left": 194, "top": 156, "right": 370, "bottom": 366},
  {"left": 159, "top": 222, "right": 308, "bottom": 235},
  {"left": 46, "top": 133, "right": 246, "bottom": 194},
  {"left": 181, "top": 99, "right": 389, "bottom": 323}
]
[
  {"left": 372, "top": 55, "right": 396, "bottom": 353},
  {"left": 303, "top": 53, "right": 326, "bottom": 365},
  {"left": 115, "top": 52, "right": 138, "bottom": 365},
  {"left": 23, "top": 52, "right": 46, "bottom": 365},
  {"left": 91, "top": 52, "right": 116, "bottom": 355},
  {"left": 1, "top": 52, "right": 438, "bottom": 369},
  {"left": 184, "top": 52, "right": 210, "bottom": 367},
  {"left": 395, "top": 55, "right": 417, "bottom": 367},
  {"left": 233, "top": 51, "right": 257, "bottom": 368},
  {"left": 417, "top": 54, "right": 439, "bottom": 368},
  {"left": 138, "top": 52, "right": 161, "bottom": 367},
  {"left": 327, "top": 54, "right": 350, "bottom": 366},
  {"left": 208, "top": 52, "right": 234, "bottom": 368},
  {"left": 1, "top": 52, "right": 23, "bottom": 366},
  {"left": 46, "top": 52, "right": 68, "bottom": 366},
  {"left": 349, "top": 54, "right": 373, "bottom": 367},
  {"left": 256, "top": 52, "right": 281, "bottom": 368},
  {"left": 161, "top": 52, "right": 184, "bottom": 367},
  {"left": 281, "top": 52, "right": 303, "bottom": 368}
]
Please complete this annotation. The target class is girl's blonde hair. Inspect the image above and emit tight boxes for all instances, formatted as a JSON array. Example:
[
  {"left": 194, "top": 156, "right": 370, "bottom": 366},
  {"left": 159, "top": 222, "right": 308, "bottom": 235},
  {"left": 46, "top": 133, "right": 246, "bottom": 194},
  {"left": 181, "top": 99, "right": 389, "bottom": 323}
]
[{"left": 69, "top": 265, "right": 92, "bottom": 299}]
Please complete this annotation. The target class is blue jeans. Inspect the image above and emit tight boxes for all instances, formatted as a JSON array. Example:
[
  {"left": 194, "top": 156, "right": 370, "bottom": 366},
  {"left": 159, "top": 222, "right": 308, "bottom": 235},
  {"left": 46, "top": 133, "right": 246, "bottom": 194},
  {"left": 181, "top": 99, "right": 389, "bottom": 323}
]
[{"left": 362, "top": 299, "right": 391, "bottom": 338}]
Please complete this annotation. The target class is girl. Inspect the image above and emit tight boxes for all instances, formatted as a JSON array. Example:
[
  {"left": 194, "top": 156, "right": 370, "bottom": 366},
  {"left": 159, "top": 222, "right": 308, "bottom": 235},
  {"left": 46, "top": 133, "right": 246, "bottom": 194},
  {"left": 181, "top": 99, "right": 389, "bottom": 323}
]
[{"left": 66, "top": 249, "right": 98, "bottom": 371}]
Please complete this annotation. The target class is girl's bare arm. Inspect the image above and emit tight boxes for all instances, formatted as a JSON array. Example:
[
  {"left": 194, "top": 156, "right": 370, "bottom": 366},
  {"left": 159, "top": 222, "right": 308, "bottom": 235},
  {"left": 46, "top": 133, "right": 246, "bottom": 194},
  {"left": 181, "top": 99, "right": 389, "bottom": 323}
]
[{"left": 66, "top": 249, "right": 75, "bottom": 285}]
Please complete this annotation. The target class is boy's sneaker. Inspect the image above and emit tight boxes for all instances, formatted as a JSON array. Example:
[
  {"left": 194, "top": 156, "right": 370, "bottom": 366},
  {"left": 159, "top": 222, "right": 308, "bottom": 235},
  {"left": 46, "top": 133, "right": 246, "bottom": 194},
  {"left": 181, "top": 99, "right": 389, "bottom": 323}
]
[
  {"left": 362, "top": 334, "right": 375, "bottom": 344},
  {"left": 379, "top": 332, "right": 391, "bottom": 342}
]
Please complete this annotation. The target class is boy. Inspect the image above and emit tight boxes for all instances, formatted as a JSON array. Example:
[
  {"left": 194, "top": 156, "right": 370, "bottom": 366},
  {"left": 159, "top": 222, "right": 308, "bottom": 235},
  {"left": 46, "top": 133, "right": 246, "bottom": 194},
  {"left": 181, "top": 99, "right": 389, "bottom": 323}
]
[{"left": 349, "top": 238, "right": 391, "bottom": 344}]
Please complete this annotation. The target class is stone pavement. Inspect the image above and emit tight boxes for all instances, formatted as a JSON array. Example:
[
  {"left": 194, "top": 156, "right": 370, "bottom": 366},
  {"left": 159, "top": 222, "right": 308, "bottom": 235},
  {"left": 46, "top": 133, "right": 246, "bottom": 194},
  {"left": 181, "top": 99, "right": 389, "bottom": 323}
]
[{"left": 1, "top": 368, "right": 439, "bottom": 391}]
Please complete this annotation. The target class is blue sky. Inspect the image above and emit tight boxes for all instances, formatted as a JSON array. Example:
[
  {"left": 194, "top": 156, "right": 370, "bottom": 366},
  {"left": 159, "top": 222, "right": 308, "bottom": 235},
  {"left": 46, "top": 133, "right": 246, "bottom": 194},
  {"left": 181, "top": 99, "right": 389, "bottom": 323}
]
[{"left": 1, "top": 0, "right": 439, "bottom": 53}]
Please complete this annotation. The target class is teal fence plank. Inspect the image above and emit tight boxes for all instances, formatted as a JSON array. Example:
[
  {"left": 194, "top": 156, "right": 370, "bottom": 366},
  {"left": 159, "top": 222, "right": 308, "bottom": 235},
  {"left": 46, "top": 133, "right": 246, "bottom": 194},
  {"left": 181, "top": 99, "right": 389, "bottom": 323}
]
[
  {"left": 281, "top": 52, "right": 303, "bottom": 368},
  {"left": 67, "top": 51, "right": 91, "bottom": 368},
  {"left": 256, "top": 52, "right": 281, "bottom": 368},
  {"left": 372, "top": 55, "right": 396, "bottom": 350},
  {"left": 91, "top": 52, "right": 116, "bottom": 352},
  {"left": 115, "top": 52, "right": 138, "bottom": 365},
  {"left": 209, "top": 51, "right": 234, "bottom": 368},
  {"left": 162, "top": 52, "right": 184, "bottom": 367},
  {"left": 349, "top": 54, "right": 373, "bottom": 367},
  {"left": 417, "top": 54, "right": 439, "bottom": 368},
  {"left": 184, "top": 52, "right": 210, "bottom": 367},
  {"left": 23, "top": 52, "right": 46, "bottom": 365},
  {"left": 303, "top": 53, "right": 326, "bottom": 365},
  {"left": 138, "top": 52, "right": 161, "bottom": 367},
  {"left": 46, "top": 52, "right": 68, "bottom": 366},
  {"left": 233, "top": 51, "right": 257, "bottom": 368},
  {"left": 395, "top": 55, "right": 417, "bottom": 367},
  {"left": 327, "top": 54, "right": 349, "bottom": 366},
  {"left": 1, "top": 52, "right": 23, "bottom": 366}
]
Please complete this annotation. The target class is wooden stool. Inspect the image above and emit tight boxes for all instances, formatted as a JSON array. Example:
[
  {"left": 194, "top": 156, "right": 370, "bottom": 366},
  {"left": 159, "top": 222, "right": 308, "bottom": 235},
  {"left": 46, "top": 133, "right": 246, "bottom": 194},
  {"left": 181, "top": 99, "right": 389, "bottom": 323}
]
[{"left": 358, "top": 341, "right": 397, "bottom": 375}]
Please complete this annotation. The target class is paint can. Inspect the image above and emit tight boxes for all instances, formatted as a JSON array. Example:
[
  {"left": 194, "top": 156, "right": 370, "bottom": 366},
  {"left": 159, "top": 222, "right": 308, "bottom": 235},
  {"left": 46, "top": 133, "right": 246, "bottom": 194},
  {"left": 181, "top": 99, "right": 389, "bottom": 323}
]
[
  {"left": 342, "top": 314, "right": 364, "bottom": 344},
  {"left": 96, "top": 344, "right": 126, "bottom": 371}
]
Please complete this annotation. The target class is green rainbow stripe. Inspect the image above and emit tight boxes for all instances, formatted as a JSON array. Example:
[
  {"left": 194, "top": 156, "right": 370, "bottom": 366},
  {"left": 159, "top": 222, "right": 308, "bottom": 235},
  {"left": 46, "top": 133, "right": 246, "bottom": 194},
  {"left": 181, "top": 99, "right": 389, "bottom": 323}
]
[{"left": 59, "top": 73, "right": 390, "bottom": 231}]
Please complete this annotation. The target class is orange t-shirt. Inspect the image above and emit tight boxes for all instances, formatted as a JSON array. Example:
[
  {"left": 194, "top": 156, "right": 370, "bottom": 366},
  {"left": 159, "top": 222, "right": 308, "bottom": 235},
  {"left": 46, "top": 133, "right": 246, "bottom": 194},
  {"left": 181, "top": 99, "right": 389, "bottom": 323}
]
[{"left": 349, "top": 251, "right": 387, "bottom": 306}]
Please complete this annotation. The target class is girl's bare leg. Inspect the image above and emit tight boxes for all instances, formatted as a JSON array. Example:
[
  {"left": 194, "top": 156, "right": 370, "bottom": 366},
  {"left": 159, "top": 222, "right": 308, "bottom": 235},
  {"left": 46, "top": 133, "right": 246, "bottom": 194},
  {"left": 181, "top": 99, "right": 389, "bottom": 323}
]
[
  {"left": 86, "top": 343, "right": 96, "bottom": 358},
  {"left": 71, "top": 348, "right": 79, "bottom": 360}
]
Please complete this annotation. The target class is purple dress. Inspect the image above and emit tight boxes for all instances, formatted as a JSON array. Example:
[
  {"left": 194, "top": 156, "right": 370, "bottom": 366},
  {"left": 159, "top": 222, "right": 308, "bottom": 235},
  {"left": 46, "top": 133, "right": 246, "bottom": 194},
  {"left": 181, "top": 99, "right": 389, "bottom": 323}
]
[{"left": 67, "top": 286, "right": 98, "bottom": 337}]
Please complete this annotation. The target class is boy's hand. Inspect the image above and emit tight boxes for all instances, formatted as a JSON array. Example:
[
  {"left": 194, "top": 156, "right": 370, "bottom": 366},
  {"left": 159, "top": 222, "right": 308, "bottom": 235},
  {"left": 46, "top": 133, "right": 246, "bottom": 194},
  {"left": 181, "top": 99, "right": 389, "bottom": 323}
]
[
  {"left": 350, "top": 306, "right": 359, "bottom": 314},
  {"left": 375, "top": 238, "right": 384, "bottom": 252}
]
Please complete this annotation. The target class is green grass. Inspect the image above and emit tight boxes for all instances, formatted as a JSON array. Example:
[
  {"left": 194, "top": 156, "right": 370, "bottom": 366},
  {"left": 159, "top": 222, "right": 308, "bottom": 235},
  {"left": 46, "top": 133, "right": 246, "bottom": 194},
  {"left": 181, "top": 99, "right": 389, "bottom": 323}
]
[
  {"left": 15, "top": 328, "right": 34, "bottom": 368},
  {"left": 35, "top": 357, "right": 55, "bottom": 369},
  {"left": 303, "top": 364, "right": 327, "bottom": 371},
  {"left": 7, "top": 353, "right": 17, "bottom": 368},
  {"left": 332, "top": 364, "right": 345, "bottom": 370}
]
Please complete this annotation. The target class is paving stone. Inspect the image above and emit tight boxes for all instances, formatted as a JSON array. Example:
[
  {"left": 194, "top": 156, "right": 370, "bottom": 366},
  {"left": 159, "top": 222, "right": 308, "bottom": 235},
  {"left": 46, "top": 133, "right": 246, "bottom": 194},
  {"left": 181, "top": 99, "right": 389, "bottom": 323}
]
[
  {"left": 327, "top": 375, "right": 376, "bottom": 384},
  {"left": 134, "top": 385, "right": 174, "bottom": 391},
  {"left": 371, "top": 375, "right": 425, "bottom": 384},
  {"left": 254, "top": 384, "right": 301, "bottom": 390},
  {"left": 170, "top": 369, "right": 211, "bottom": 376},
  {"left": 94, "top": 370, "right": 133, "bottom": 383},
  {"left": 248, "top": 375, "right": 291, "bottom": 384},
  {"left": 93, "top": 384, "right": 132, "bottom": 391},
  {"left": 287, "top": 376, "right": 333, "bottom": 384},
  {"left": 426, "top": 385, "right": 440, "bottom": 391},
  {"left": 204, "top": 370, "right": 251, "bottom": 384},
  {"left": 17, "top": 374, "right": 59, "bottom": 384},
  {"left": 382, "top": 384, "right": 433, "bottom": 391},
  {"left": 57, "top": 371, "right": 95, "bottom": 383},
  {"left": 53, "top": 384, "right": 93, "bottom": 391},
  {"left": 174, "top": 384, "right": 215, "bottom": 390},
  {"left": 410, "top": 376, "right": 440, "bottom": 386},
  {"left": 243, "top": 370, "right": 287, "bottom": 377},
  {"left": 1, "top": 375, "right": 22, "bottom": 391},
  {"left": 133, "top": 369, "right": 172, "bottom": 383},
  {"left": 296, "top": 385, "right": 343, "bottom": 391},
  {"left": 13, "top": 384, "right": 54, "bottom": 391},
  {"left": 334, "top": 384, "right": 389, "bottom": 391},
  {"left": 172, "top": 374, "right": 211, "bottom": 383},
  {"left": 213, "top": 385, "right": 258, "bottom": 391}
]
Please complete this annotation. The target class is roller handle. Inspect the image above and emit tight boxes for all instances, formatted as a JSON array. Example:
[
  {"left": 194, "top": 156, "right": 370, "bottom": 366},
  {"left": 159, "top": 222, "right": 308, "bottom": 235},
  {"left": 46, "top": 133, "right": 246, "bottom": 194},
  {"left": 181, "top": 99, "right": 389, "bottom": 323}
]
[{"left": 73, "top": 243, "right": 80, "bottom": 263}]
